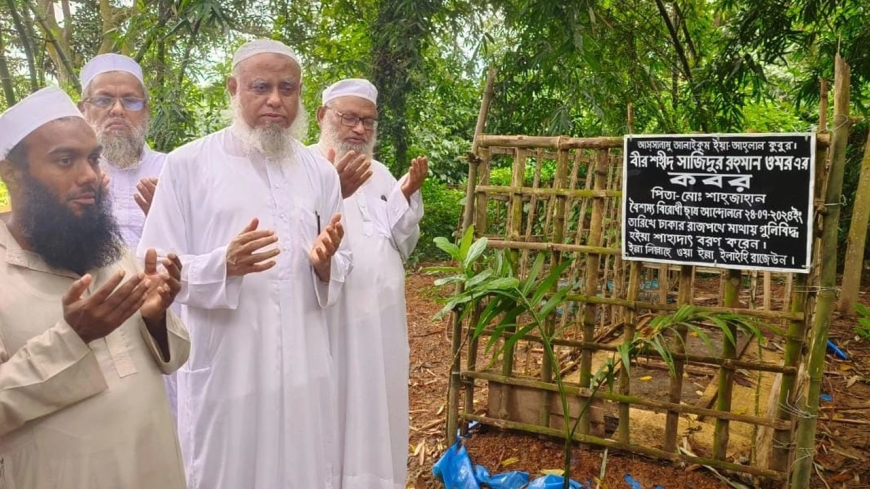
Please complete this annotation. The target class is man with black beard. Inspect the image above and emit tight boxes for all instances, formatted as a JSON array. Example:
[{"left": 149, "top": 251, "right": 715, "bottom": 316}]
[
  {"left": 78, "top": 53, "right": 165, "bottom": 247},
  {"left": 0, "top": 86, "right": 190, "bottom": 488}
]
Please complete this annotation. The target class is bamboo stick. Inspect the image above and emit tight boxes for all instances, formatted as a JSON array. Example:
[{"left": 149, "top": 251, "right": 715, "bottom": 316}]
[
  {"left": 579, "top": 149, "right": 608, "bottom": 437},
  {"left": 790, "top": 55, "right": 851, "bottom": 489},
  {"left": 714, "top": 269, "right": 742, "bottom": 460},
  {"left": 764, "top": 272, "right": 772, "bottom": 310},
  {"left": 474, "top": 327, "right": 798, "bottom": 374},
  {"left": 619, "top": 105, "right": 639, "bottom": 444},
  {"left": 562, "top": 293, "right": 805, "bottom": 321},
  {"left": 488, "top": 240, "right": 620, "bottom": 255},
  {"left": 448, "top": 67, "right": 497, "bottom": 444},
  {"left": 463, "top": 371, "right": 792, "bottom": 430},
  {"left": 664, "top": 266, "right": 693, "bottom": 452},
  {"left": 520, "top": 150, "right": 544, "bottom": 276}
]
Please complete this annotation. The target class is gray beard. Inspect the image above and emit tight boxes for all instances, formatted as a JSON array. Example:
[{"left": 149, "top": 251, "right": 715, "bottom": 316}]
[
  {"left": 318, "top": 124, "right": 376, "bottom": 161},
  {"left": 231, "top": 96, "right": 309, "bottom": 162},
  {"left": 95, "top": 121, "right": 147, "bottom": 169}
]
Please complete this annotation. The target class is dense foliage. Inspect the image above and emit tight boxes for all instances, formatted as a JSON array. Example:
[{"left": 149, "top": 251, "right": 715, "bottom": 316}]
[{"left": 1, "top": 0, "right": 869, "bottom": 261}]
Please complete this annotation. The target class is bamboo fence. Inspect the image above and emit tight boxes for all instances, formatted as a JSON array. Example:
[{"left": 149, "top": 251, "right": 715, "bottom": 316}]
[{"left": 447, "top": 66, "right": 846, "bottom": 488}]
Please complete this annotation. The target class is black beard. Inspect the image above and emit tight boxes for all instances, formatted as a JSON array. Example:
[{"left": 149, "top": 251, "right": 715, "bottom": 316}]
[{"left": 18, "top": 172, "right": 124, "bottom": 275}]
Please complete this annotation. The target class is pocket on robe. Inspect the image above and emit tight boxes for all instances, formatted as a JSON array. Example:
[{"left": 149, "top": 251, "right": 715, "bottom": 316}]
[{"left": 293, "top": 208, "right": 321, "bottom": 276}]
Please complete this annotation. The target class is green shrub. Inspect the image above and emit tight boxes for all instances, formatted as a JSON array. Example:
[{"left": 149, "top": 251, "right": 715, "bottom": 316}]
[
  {"left": 412, "top": 179, "right": 464, "bottom": 264},
  {"left": 0, "top": 182, "right": 8, "bottom": 210}
]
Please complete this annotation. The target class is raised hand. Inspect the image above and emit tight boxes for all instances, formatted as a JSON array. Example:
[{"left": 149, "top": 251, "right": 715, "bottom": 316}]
[
  {"left": 134, "top": 177, "right": 159, "bottom": 216},
  {"left": 226, "top": 218, "right": 279, "bottom": 277},
  {"left": 62, "top": 270, "right": 151, "bottom": 344},
  {"left": 308, "top": 213, "right": 344, "bottom": 282},
  {"left": 401, "top": 156, "right": 428, "bottom": 201},
  {"left": 139, "top": 249, "right": 182, "bottom": 320},
  {"left": 329, "top": 148, "right": 372, "bottom": 199}
]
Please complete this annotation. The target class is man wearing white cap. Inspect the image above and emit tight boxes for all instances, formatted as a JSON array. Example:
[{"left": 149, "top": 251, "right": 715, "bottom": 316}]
[
  {"left": 313, "top": 78, "right": 427, "bottom": 489},
  {"left": 79, "top": 53, "right": 165, "bottom": 247},
  {"left": 139, "top": 39, "right": 355, "bottom": 489},
  {"left": 0, "top": 86, "right": 189, "bottom": 488}
]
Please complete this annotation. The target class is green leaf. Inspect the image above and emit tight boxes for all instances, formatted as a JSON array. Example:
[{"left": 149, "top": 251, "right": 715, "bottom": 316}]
[
  {"left": 433, "top": 274, "right": 465, "bottom": 287},
  {"left": 433, "top": 237, "right": 460, "bottom": 260},
  {"left": 464, "top": 269, "right": 494, "bottom": 289},
  {"left": 486, "top": 277, "right": 521, "bottom": 290},
  {"left": 459, "top": 225, "right": 475, "bottom": 259},
  {"left": 464, "top": 237, "right": 489, "bottom": 268}
]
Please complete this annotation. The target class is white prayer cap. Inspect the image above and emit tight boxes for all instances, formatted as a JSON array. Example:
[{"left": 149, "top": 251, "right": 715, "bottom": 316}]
[
  {"left": 232, "top": 39, "right": 300, "bottom": 69},
  {"left": 321, "top": 79, "right": 378, "bottom": 106},
  {"left": 80, "top": 53, "right": 144, "bottom": 91},
  {"left": 0, "top": 86, "right": 84, "bottom": 157}
]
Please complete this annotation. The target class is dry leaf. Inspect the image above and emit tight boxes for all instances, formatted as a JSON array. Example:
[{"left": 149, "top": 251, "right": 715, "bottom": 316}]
[
  {"left": 500, "top": 456, "right": 519, "bottom": 467},
  {"left": 847, "top": 375, "right": 861, "bottom": 388},
  {"left": 840, "top": 364, "right": 853, "bottom": 371},
  {"left": 640, "top": 375, "right": 653, "bottom": 381},
  {"left": 541, "top": 469, "right": 565, "bottom": 476}
]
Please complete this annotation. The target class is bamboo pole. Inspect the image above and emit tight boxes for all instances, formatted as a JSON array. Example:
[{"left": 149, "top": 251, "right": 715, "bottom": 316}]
[
  {"left": 790, "top": 55, "right": 851, "bottom": 489},
  {"left": 664, "top": 266, "right": 693, "bottom": 452},
  {"left": 460, "top": 413, "right": 787, "bottom": 481},
  {"left": 464, "top": 371, "right": 792, "bottom": 430},
  {"left": 714, "top": 269, "right": 742, "bottom": 460},
  {"left": 474, "top": 328, "right": 798, "bottom": 374},
  {"left": 447, "top": 67, "right": 497, "bottom": 445},
  {"left": 579, "top": 149, "right": 608, "bottom": 437},
  {"left": 521, "top": 150, "right": 545, "bottom": 276},
  {"left": 563, "top": 293, "right": 805, "bottom": 321},
  {"left": 619, "top": 104, "right": 639, "bottom": 444},
  {"left": 478, "top": 133, "right": 830, "bottom": 150},
  {"left": 538, "top": 148, "right": 571, "bottom": 429},
  {"left": 838, "top": 126, "right": 870, "bottom": 314},
  {"left": 497, "top": 148, "right": 526, "bottom": 420}
]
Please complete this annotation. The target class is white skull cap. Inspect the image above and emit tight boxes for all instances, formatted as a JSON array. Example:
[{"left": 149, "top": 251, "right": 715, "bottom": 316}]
[
  {"left": 233, "top": 39, "right": 300, "bottom": 70},
  {"left": 321, "top": 78, "right": 378, "bottom": 106},
  {"left": 0, "top": 86, "right": 84, "bottom": 157},
  {"left": 80, "top": 53, "right": 144, "bottom": 91}
]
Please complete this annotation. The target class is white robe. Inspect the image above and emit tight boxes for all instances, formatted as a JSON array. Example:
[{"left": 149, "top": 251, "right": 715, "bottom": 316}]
[
  {"left": 139, "top": 127, "right": 352, "bottom": 489},
  {"left": 313, "top": 146, "right": 423, "bottom": 489},
  {"left": 103, "top": 145, "right": 167, "bottom": 249}
]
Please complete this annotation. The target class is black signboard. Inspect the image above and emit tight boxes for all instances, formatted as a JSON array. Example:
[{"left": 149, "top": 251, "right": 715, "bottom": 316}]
[{"left": 621, "top": 133, "right": 815, "bottom": 273}]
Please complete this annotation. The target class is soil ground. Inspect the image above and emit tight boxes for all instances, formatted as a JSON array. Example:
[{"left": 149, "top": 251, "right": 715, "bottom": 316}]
[{"left": 404, "top": 264, "right": 870, "bottom": 489}]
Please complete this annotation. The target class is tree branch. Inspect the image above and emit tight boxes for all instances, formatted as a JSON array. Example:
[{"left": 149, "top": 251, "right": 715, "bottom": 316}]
[
  {"left": 29, "top": 0, "right": 80, "bottom": 90},
  {"left": 5, "top": 0, "right": 39, "bottom": 91}
]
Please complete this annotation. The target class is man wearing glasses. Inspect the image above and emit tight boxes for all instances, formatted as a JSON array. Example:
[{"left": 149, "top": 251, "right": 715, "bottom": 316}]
[
  {"left": 78, "top": 53, "right": 164, "bottom": 248},
  {"left": 77, "top": 53, "right": 179, "bottom": 421},
  {"left": 313, "top": 78, "right": 427, "bottom": 489}
]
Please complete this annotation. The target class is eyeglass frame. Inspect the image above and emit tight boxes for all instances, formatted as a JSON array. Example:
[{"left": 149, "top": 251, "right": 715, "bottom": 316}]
[
  {"left": 83, "top": 96, "right": 147, "bottom": 112},
  {"left": 327, "top": 107, "right": 378, "bottom": 131}
]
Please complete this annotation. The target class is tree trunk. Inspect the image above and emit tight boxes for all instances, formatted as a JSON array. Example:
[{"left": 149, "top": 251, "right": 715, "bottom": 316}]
[
  {"left": 838, "top": 128, "right": 870, "bottom": 315},
  {"left": 6, "top": 0, "right": 39, "bottom": 92},
  {"left": 0, "top": 29, "right": 17, "bottom": 106},
  {"left": 30, "top": 0, "right": 79, "bottom": 90}
]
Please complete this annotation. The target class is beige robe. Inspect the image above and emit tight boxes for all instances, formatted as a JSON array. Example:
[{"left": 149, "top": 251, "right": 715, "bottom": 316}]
[{"left": 0, "top": 220, "right": 190, "bottom": 489}]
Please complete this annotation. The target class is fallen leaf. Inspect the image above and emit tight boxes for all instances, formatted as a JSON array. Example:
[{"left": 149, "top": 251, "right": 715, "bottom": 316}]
[
  {"left": 640, "top": 375, "right": 653, "bottom": 381},
  {"left": 840, "top": 364, "right": 853, "bottom": 371},
  {"left": 847, "top": 375, "right": 861, "bottom": 388},
  {"left": 541, "top": 469, "right": 565, "bottom": 476},
  {"left": 500, "top": 456, "right": 519, "bottom": 467}
]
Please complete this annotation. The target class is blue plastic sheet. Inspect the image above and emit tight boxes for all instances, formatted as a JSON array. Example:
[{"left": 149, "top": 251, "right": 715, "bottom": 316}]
[
  {"left": 526, "top": 474, "right": 584, "bottom": 489},
  {"left": 624, "top": 474, "right": 665, "bottom": 489},
  {"left": 432, "top": 441, "right": 479, "bottom": 489},
  {"left": 474, "top": 466, "right": 530, "bottom": 489},
  {"left": 826, "top": 340, "right": 848, "bottom": 360}
]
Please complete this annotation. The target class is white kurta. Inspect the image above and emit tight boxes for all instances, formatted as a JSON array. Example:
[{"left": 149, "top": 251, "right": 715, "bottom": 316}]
[
  {"left": 139, "top": 127, "right": 352, "bottom": 489},
  {"left": 313, "top": 145, "right": 423, "bottom": 489},
  {"left": 103, "top": 145, "right": 166, "bottom": 249},
  {"left": 0, "top": 221, "right": 190, "bottom": 489}
]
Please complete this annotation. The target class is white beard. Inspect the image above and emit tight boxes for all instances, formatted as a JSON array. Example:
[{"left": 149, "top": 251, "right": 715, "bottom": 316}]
[
  {"left": 231, "top": 96, "right": 309, "bottom": 163},
  {"left": 94, "top": 119, "right": 148, "bottom": 169},
  {"left": 318, "top": 122, "right": 376, "bottom": 162}
]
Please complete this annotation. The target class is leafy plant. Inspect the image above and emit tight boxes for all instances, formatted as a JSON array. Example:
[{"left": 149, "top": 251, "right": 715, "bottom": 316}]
[
  {"left": 854, "top": 303, "right": 870, "bottom": 341},
  {"left": 426, "top": 227, "right": 623, "bottom": 488}
]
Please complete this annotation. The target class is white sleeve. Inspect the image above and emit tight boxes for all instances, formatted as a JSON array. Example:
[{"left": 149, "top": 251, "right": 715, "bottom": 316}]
[
  {"left": 138, "top": 154, "right": 244, "bottom": 310},
  {"left": 385, "top": 173, "right": 423, "bottom": 261},
  {"left": 312, "top": 166, "right": 353, "bottom": 308}
]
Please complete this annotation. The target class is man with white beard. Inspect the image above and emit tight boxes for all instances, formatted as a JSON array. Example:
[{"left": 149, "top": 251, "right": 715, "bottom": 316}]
[
  {"left": 78, "top": 54, "right": 164, "bottom": 246},
  {"left": 312, "top": 78, "right": 427, "bottom": 489},
  {"left": 138, "top": 39, "right": 356, "bottom": 489}
]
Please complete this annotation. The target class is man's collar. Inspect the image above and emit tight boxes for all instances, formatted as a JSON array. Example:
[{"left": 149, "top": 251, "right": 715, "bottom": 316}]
[{"left": 0, "top": 218, "right": 81, "bottom": 279}]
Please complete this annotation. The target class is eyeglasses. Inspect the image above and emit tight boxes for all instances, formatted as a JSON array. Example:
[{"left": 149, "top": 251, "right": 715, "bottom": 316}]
[
  {"left": 85, "top": 96, "right": 146, "bottom": 112},
  {"left": 328, "top": 108, "right": 378, "bottom": 130}
]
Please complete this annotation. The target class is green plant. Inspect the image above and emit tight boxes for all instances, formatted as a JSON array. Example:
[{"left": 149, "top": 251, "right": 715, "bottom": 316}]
[
  {"left": 854, "top": 304, "right": 870, "bottom": 341},
  {"left": 411, "top": 179, "right": 464, "bottom": 263},
  {"left": 426, "top": 227, "right": 623, "bottom": 489}
]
